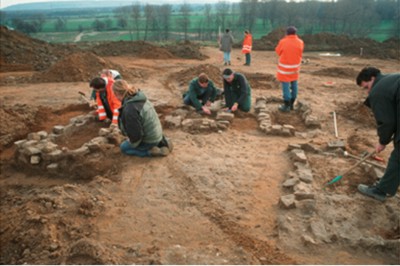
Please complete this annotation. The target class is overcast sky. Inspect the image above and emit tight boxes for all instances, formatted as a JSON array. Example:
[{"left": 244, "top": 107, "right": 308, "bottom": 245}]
[{"left": 0, "top": 0, "right": 250, "bottom": 9}]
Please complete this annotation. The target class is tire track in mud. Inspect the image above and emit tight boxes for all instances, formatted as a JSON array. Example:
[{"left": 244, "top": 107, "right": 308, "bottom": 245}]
[{"left": 165, "top": 156, "right": 296, "bottom": 265}]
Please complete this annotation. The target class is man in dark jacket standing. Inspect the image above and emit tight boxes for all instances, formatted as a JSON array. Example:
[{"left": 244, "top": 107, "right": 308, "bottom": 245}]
[{"left": 356, "top": 67, "right": 399, "bottom": 202}]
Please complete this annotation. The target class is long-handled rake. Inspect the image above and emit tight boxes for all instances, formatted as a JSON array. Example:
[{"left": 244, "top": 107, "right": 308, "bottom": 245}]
[{"left": 324, "top": 150, "right": 376, "bottom": 188}]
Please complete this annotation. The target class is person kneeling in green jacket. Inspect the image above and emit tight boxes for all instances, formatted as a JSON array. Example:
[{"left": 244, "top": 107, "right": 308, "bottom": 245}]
[{"left": 183, "top": 73, "right": 221, "bottom": 115}]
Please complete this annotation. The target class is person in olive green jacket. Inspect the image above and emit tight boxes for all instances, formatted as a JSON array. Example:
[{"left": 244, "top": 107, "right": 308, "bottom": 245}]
[
  {"left": 112, "top": 80, "right": 173, "bottom": 157},
  {"left": 183, "top": 73, "right": 221, "bottom": 115},
  {"left": 356, "top": 67, "right": 399, "bottom": 202}
]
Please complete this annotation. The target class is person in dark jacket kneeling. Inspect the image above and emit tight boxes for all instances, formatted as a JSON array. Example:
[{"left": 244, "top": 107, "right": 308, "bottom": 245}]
[{"left": 112, "top": 80, "right": 173, "bottom": 157}]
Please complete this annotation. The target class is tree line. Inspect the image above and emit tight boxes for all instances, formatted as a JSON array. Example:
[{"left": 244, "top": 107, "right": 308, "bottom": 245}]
[{"left": 1, "top": 0, "right": 398, "bottom": 42}]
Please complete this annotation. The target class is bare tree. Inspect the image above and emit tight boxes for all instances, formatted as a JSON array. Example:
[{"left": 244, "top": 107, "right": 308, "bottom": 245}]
[
  {"left": 177, "top": 2, "right": 191, "bottom": 40},
  {"left": 32, "top": 13, "right": 46, "bottom": 32},
  {"left": 114, "top": 6, "right": 129, "bottom": 29},
  {"left": 215, "top": 1, "right": 229, "bottom": 31},
  {"left": 204, "top": 4, "right": 213, "bottom": 40},
  {"left": 239, "top": 0, "right": 258, "bottom": 32},
  {"left": 131, "top": 3, "right": 141, "bottom": 40},
  {"left": 158, "top": 4, "right": 172, "bottom": 41},
  {"left": 55, "top": 17, "right": 67, "bottom": 31},
  {"left": 143, "top": 4, "right": 155, "bottom": 41}
]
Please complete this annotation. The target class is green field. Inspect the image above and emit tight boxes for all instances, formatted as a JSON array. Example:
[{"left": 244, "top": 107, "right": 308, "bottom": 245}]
[{"left": 16, "top": 9, "right": 398, "bottom": 44}]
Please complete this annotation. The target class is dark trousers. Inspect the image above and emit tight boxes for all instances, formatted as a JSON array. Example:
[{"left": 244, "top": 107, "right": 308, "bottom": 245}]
[
  {"left": 245, "top": 53, "right": 251, "bottom": 65},
  {"left": 377, "top": 141, "right": 400, "bottom": 196}
]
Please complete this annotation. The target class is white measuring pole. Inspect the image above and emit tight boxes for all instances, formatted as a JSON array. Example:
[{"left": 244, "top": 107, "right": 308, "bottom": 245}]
[{"left": 333, "top": 111, "right": 338, "bottom": 138}]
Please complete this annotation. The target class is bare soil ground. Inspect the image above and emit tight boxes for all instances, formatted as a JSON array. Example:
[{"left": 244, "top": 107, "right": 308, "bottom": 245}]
[{"left": 0, "top": 26, "right": 399, "bottom": 264}]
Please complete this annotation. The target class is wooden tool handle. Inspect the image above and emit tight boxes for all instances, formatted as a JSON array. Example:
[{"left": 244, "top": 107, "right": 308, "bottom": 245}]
[{"left": 341, "top": 150, "right": 376, "bottom": 177}]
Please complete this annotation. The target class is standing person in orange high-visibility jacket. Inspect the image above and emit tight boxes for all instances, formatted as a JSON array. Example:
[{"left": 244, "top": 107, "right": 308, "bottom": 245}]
[
  {"left": 242, "top": 30, "right": 252, "bottom": 66},
  {"left": 89, "top": 77, "right": 121, "bottom": 126},
  {"left": 275, "top": 26, "right": 304, "bottom": 112}
]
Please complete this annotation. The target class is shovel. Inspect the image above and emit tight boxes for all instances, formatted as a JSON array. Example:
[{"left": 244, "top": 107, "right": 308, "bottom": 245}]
[{"left": 324, "top": 150, "right": 376, "bottom": 187}]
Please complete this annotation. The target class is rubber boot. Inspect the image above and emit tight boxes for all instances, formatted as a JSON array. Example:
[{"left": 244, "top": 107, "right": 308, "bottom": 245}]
[
  {"left": 278, "top": 101, "right": 291, "bottom": 112},
  {"left": 290, "top": 98, "right": 296, "bottom": 110}
]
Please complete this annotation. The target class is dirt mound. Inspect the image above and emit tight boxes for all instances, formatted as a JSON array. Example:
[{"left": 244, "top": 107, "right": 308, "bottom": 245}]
[
  {"left": 253, "top": 27, "right": 399, "bottom": 60},
  {"left": 252, "top": 27, "right": 286, "bottom": 50},
  {"left": 169, "top": 64, "right": 223, "bottom": 88},
  {"left": 0, "top": 26, "right": 77, "bottom": 72},
  {"left": 0, "top": 104, "right": 38, "bottom": 152},
  {"left": 31, "top": 52, "right": 142, "bottom": 83},
  {"left": 336, "top": 101, "right": 375, "bottom": 128},
  {"left": 0, "top": 177, "right": 124, "bottom": 264},
  {"left": 85, "top": 40, "right": 175, "bottom": 59},
  {"left": 311, "top": 67, "right": 359, "bottom": 79},
  {"left": 302, "top": 32, "right": 399, "bottom": 59},
  {"left": 165, "top": 41, "right": 209, "bottom": 60},
  {"left": 84, "top": 40, "right": 208, "bottom": 60}
]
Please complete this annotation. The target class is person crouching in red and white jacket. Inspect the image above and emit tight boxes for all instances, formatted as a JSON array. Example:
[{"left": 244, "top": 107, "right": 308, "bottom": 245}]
[{"left": 89, "top": 77, "right": 121, "bottom": 126}]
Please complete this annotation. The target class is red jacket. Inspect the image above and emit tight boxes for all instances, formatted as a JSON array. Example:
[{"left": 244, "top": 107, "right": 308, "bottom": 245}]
[
  {"left": 242, "top": 34, "right": 252, "bottom": 54},
  {"left": 275, "top": 35, "right": 304, "bottom": 82},
  {"left": 95, "top": 77, "right": 121, "bottom": 124}
]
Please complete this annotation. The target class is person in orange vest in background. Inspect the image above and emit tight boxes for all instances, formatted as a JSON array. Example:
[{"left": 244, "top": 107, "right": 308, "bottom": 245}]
[
  {"left": 89, "top": 77, "right": 121, "bottom": 127},
  {"left": 275, "top": 26, "right": 304, "bottom": 112},
  {"left": 242, "top": 30, "right": 252, "bottom": 66}
]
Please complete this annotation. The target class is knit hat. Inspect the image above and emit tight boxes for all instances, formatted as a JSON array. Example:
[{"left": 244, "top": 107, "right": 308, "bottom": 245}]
[
  {"left": 223, "top": 68, "right": 233, "bottom": 79},
  {"left": 286, "top": 26, "right": 297, "bottom": 35}
]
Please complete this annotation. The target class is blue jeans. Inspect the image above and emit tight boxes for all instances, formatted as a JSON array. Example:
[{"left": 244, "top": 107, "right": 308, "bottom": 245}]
[
  {"left": 120, "top": 140, "right": 157, "bottom": 157},
  {"left": 223, "top": 52, "right": 231, "bottom": 63},
  {"left": 281, "top": 80, "right": 298, "bottom": 101}
]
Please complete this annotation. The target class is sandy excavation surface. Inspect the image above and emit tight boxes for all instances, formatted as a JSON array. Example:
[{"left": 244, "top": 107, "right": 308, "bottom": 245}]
[{"left": 0, "top": 26, "right": 399, "bottom": 264}]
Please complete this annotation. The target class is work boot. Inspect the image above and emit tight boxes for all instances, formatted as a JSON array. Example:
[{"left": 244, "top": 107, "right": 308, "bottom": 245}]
[
  {"left": 158, "top": 135, "right": 173, "bottom": 153},
  {"left": 290, "top": 98, "right": 296, "bottom": 110},
  {"left": 278, "top": 101, "right": 291, "bottom": 112},
  {"left": 149, "top": 146, "right": 169, "bottom": 157},
  {"left": 357, "top": 184, "right": 386, "bottom": 202}
]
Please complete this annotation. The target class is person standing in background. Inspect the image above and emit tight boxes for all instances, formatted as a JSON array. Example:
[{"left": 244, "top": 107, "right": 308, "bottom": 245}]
[
  {"left": 242, "top": 30, "right": 252, "bottom": 66},
  {"left": 219, "top": 29, "right": 234, "bottom": 66},
  {"left": 275, "top": 26, "right": 304, "bottom": 112}
]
